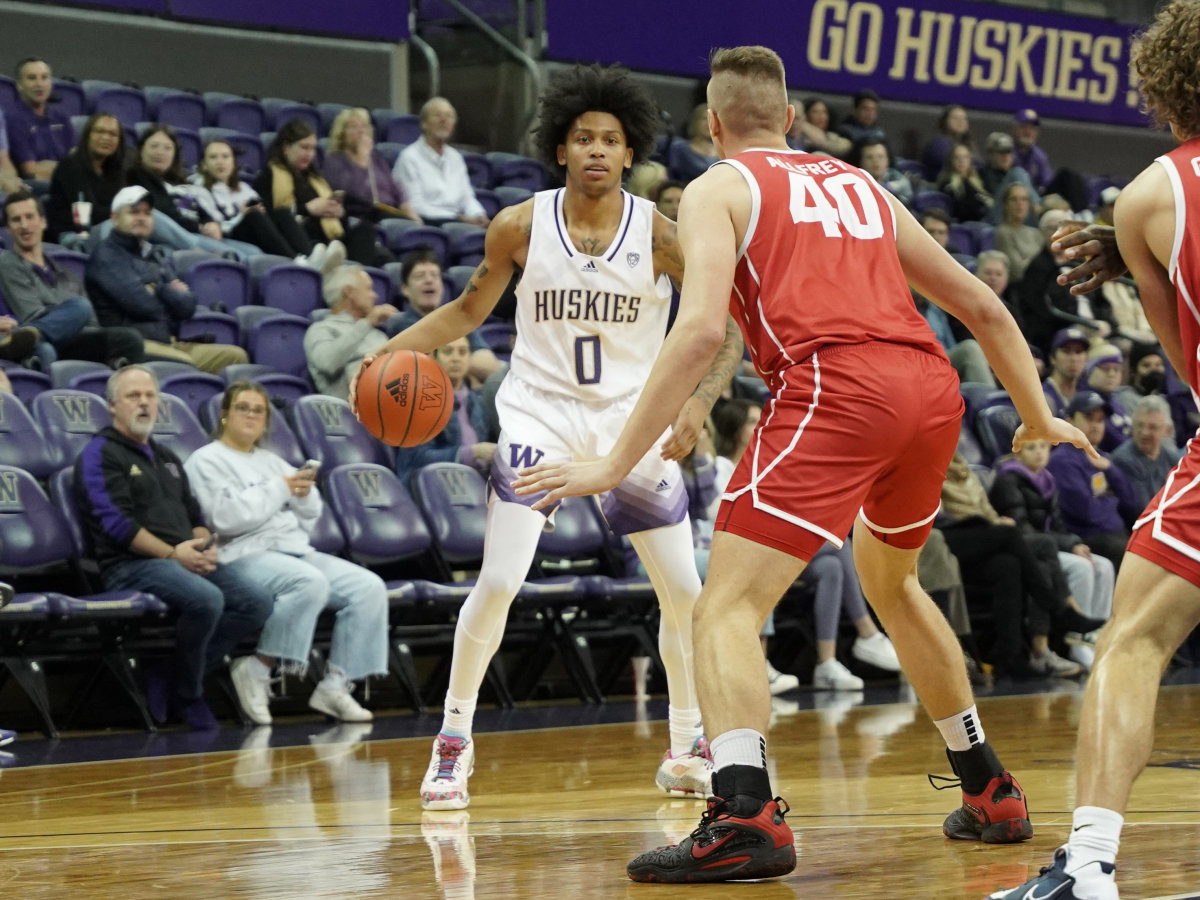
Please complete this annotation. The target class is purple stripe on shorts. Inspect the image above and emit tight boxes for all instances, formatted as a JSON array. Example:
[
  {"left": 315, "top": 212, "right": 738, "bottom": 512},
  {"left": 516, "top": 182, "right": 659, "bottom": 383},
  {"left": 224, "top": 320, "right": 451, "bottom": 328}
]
[
  {"left": 601, "top": 476, "right": 687, "bottom": 536},
  {"left": 488, "top": 450, "right": 559, "bottom": 515}
]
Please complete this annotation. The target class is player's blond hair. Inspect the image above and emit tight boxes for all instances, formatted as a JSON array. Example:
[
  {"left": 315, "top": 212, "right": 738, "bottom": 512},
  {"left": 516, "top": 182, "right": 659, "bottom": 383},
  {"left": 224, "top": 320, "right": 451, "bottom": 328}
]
[
  {"left": 707, "top": 46, "right": 788, "bottom": 137},
  {"left": 1131, "top": 0, "right": 1200, "bottom": 139}
]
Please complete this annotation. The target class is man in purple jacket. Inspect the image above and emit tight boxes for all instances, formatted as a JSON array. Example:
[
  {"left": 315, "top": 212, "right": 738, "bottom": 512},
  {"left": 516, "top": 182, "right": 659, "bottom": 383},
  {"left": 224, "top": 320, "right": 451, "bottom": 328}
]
[{"left": 1047, "top": 391, "right": 1141, "bottom": 571}]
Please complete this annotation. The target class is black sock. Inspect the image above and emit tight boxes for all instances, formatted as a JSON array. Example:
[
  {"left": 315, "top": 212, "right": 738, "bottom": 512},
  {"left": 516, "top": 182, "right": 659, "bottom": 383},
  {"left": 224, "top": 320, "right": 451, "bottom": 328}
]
[
  {"left": 713, "top": 764, "right": 773, "bottom": 809},
  {"left": 946, "top": 742, "right": 1004, "bottom": 795}
]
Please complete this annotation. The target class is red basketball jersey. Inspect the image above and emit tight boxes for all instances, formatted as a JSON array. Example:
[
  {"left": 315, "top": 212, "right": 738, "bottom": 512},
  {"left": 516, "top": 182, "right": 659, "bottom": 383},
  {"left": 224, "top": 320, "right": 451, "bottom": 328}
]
[
  {"left": 1158, "top": 138, "right": 1200, "bottom": 398},
  {"left": 719, "top": 150, "right": 945, "bottom": 384}
]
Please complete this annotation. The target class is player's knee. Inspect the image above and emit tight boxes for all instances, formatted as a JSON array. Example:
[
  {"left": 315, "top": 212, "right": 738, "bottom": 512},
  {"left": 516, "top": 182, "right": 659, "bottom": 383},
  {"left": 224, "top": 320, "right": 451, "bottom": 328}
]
[{"left": 473, "top": 568, "right": 525, "bottom": 604}]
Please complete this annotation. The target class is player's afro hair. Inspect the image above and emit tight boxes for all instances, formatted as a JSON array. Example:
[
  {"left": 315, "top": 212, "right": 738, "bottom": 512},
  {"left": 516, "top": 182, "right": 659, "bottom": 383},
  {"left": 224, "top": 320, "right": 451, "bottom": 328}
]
[{"left": 531, "top": 64, "right": 660, "bottom": 173}]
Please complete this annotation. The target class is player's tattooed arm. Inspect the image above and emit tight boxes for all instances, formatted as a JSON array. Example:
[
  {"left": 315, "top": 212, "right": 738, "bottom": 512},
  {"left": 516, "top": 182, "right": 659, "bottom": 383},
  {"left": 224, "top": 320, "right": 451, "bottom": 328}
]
[
  {"left": 651, "top": 212, "right": 686, "bottom": 286},
  {"left": 692, "top": 314, "right": 743, "bottom": 411},
  {"left": 464, "top": 264, "right": 488, "bottom": 296}
]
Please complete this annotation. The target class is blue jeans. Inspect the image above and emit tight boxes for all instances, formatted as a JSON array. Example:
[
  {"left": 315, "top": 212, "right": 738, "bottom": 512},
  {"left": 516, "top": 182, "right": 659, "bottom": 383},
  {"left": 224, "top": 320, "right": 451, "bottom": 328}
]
[
  {"left": 226, "top": 550, "right": 388, "bottom": 682},
  {"left": 90, "top": 217, "right": 263, "bottom": 261},
  {"left": 104, "top": 558, "right": 274, "bottom": 699},
  {"left": 31, "top": 295, "right": 93, "bottom": 365}
]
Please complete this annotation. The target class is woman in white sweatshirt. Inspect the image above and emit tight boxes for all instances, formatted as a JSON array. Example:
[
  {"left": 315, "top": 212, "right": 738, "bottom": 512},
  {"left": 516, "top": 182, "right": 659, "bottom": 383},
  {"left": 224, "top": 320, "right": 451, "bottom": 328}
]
[{"left": 183, "top": 381, "right": 387, "bottom": 724}]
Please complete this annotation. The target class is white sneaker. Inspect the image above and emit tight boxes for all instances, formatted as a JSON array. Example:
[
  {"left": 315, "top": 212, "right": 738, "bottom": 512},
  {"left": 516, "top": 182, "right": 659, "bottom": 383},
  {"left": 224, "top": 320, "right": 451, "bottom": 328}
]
[
  {"left": 655, "top": 735, "right": 713, "bottom": 796},
  {"left": 1029, "top": 648, "right": 1084, "bottom": 678},
  {"left": 766, "top": 661, "right": 800, "bottom": 695},
  {"left": 230, "top": 656, "right": 272, "bottom": 725},
  {"left": 852, "top": 632, "right": 901, "bottom": 671},
  {"left": 421, "top": 735, "right": 475, "bottom": 810},
  {"left": 319, "top": 239, "right": 347, "bottom": 274},
  {"left": 300, "top": 243, "right": 327, "bottom": 270},
  {"left": 309, "top": 683, "right": 373, "bottom": 722},
  {"left": 813, "top": 657, "right": 865, "bottom": 691},
  {"left": 1067, "top": 641, "right": 1095, "bottom": 670}
]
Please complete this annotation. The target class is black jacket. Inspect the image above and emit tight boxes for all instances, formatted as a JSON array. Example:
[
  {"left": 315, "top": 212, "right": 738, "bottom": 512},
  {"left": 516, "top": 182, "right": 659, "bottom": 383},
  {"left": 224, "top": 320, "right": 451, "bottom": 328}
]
[
  {"left": 86, "top": 229, "right": 196, "bottom": 343},
  {"left": 74, "top": 426, "right": 201, "bottom": 573},
  {"left": 988, "top": 468, "right": 1083, "bottom": 553}
]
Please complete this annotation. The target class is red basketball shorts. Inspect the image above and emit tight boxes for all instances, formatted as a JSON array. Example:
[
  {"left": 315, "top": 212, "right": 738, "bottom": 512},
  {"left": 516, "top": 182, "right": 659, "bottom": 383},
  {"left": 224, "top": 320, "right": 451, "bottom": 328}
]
[
  {"left": 715, "top": 342, "right": 964, "bottom": 561},
  {"left": 1127, "top": 439, "right": 1200, "bottom": 588}
]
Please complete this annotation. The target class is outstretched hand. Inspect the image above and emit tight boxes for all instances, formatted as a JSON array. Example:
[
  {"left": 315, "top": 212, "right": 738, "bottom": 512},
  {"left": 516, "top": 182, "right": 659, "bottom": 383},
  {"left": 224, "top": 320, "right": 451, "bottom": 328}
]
[
  {"left": 660, "top": 398, "right": 706, "bottom": 461},
  {"left": 512, "top": 457, "right": 623, "bottom": 511},
  {"left": 1050, "top": 223, "right": 1126, "bottom": 295},
  {"left": 1012, "top": 419, "right": 1101, "bottom": 460},
  {"left": 347, "top": 352, "right": 380, "bottom": 416}
]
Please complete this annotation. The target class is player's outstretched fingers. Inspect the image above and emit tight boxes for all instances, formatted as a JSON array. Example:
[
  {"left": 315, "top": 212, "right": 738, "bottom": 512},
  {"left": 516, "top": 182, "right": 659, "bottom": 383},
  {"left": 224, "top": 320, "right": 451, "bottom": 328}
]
[{"left": 348, "top": 352, "right": 380, "bottom": 415}]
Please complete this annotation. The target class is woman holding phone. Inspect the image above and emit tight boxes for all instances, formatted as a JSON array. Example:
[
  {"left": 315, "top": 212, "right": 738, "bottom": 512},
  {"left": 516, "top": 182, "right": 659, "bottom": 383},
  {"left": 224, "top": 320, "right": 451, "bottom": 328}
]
[
  {"left": 183, "top": 381, "right": 388, "bottom": 725},
  {"left": 255, "top": 118, "right": 392, "bottom": 267},
  {"left": 189, "top": 139, "right": 341, "bottom": 267}
]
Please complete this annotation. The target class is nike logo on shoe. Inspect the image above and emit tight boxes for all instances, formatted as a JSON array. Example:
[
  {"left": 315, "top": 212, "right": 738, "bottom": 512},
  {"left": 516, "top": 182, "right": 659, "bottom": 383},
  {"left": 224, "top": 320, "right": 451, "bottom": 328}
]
[
  {"left": 1020, "top": 881, "right": 1073, "bottom": 900},
  {"left": 691, "top": 831, "right": 735, "bottom": 860}
]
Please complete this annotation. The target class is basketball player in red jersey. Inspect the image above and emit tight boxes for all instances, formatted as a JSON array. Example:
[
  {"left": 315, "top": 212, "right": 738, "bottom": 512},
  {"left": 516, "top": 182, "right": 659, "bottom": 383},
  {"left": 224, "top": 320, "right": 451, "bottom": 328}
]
[
  {"left": 514, "top": 45, "right": 1095, "bottom": 884},
  {"left": 988, "top": 4, "right": 1200, "bottom": 898}
]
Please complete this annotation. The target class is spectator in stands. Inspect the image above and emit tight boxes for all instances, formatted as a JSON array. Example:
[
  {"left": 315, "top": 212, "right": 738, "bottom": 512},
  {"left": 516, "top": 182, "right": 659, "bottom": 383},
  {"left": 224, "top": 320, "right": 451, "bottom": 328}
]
[
  {"left": 74, "top": 365, "right": 273, "bottom": 730},
  {"left": 385, "top": 249, "right": 500, "bottom": 384},
  {"left": 912, "top": 288, "right": 995, "bottom": 387},
  {"left": 921, "top": 103, "right": 976, "bottom": 177},
  {"left": 920, "top": 208, "right": 951, "bottom": 249},
  {"left": 993, "top": 183, "right": 1044, "bottom": 283},
  {"left": 0, "top": 190, "right": 144, "bottom": 369},
  {"left": 1115, "top": 342, "right": 1168, "bottom": 413},
  {"left": 980, "top": 132, "right": 1039, "bottom": 225},
  {"left": 787, "top": 97, "right": 851, "bottom": 158},
  {"left": 7, "top": 58, "right": 74, "bottom": 183},
  {"left": 1011, "top": 108, "right": 1090, "bottom": 212},
  {"left": 184, "top": 381, "right": 387, "bottom": 725},
  {"left": 1095, "top": 186, "right": 1120, "bottom": 227},
  {"left": 393, "top": 97, "right": 489, "bottom": 227},
  {"left": 1099, "top": 274, "right": 1157, "bottom": 348},
  {"left": 935, "top": 144, "right": 992, "bottom": 223},
  {"left": 394, "top": 336, "right": 496, "bottom": 484},
  {"left": 1017, "top": 209, "right": 1117, "bottom": 355},
  {"left": 0, "top": 111, "right": 25, "bottom": 194},
  {"left": 323, "top": 107, "right": 421, "bottom": 224},
  {"left": 655, "top": 180, "right": 683, "bottom": 221},
  {"left": 86, "top": 186, "right": 248, "bottom": 372},
  {"left": 1084, "top": 343, "right": 1134, "bottom": 450},
  {"left": 127, "top": 125, "right": 260, "bottom": 261},
  {"left": 188, "top": 139, "right": 339, "bottom": 266},
  {"left": 627, "top": 160, "right": 667, "bottom": 201},
  {"left": 1043, "top": 326, "right": 1090, "bottom": 417},
  {"left": 0, "top": 315, "right": 39, "bottom": 364},
  {"left": 937, "top": 451, "right": 1094, "bottom": 679},
  {"left": 852, "top": 138, "right": 911, "bottom": 206},
  {"left": 45, "top": 112, "right": 126, "bottom": 244},
  {"left": 1112, "top": 394, "right": 1181, "bottom": 512},
  {"left": 990, "top": 439, "right": 1114, "bottom": 668},
  {"left": 836, "top": 89, "right": 886, "bottom": 146},
  {"left": 668, "top": 102, "right": 719, "bottom": 183},
  {"left": 257, "top": 119, "right": 390, "bottom": 267},
  {"left": 304, "top": 263, "right": 396, "bottom": 399},
  {"left": 1048, "top": 391, "right": 1141, "bottom": 570},
  {"left": 975, "top": 250, "right": 1026, "bottom": 336}
]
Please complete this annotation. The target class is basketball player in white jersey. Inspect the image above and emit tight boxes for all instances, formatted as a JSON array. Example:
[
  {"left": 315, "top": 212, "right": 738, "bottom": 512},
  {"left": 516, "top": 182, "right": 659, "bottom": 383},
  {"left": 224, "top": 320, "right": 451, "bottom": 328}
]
[
  {"left": 988, "top": 4, "right": 1200, "bottom": 898},
  {"left": 351, "top": 64, "right": 744, "bottom": 811}
]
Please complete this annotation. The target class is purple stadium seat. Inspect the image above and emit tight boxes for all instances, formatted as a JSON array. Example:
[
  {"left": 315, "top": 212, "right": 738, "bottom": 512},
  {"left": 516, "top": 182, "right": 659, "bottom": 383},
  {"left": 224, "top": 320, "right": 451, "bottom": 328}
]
[
  {"left": 4, "top": 368, "right": 51, "bottom": 408},
  {"left": 440, "top": 222, "right": 487, "bottom": 268},
  {"left": 948, "top": 224, "right": 976, "bottom": 256},
  {"left": 51, "top": 80, "right": 85, "bottom": 118},
  {"left": 912, "top": 189, "right": 953, "bottom": 216},
  {"left": 66, "top": 370, "right": 111, "bottom": 398},
  {"left": 0, "top": 393, "right": 57, "bottom": 478},
  {"left": 245, "top": 313, "right": 311, "bottom": 378},
  {"left": 185, "top": 259, "right": 252, "bottom": 312},
  {"left": 324, "top": 463, "right": 434, "bottom": 567},
  {"left": 974, "top": 403, "right": 1021, "bottom": 465},
  {"left": 256, "top": 263, "right": 322, "bottom": 317},
  {"left": 159, "top": 372, "right": 225, "bottom": 418},
  {"left": 83, "top": 79, "right": 147, "bottom": 123},
  {"left": 0, "top": 74, "right": 17, "bottom": 110},
  {"left": 444, "top": 265, "right": 475, "bottom": 298},
  {"left": 317, "top": 102, "right": 350, "bottom": 137},
  {"left": 371, "top": 109, "right": 421, "bottom": 145},
  {"left": 262, "top": 98, "right": 319, "bottom": 133},
  {"left": 473, "top": 188, "right": 501, "bottom": 220},
  {"left": 363, "top": 265, "right": 394, "bottom": 304},
  {"left": 377, "top": 221, "right": 450, "bottom": 266},
  {"left": 485, "top": 152, "right": 548, "bottom": 191},
  {"left": 176, "top": 309, "right": 240, "bottom": 346},
  {"left": 476, "top": 319, "right": 515, "bottom": 356},
  {"left": 143, "top": 360, "right": 198, "bottom": 382},
  {"left": 494, "top": 185, "right": 533, "bottom": 209},
  {"left": 204, "top": 92, "right": 265, "bottom": 135},
  {"left": 462, "top": 151, "right": 492, "bottom": 189},
  {"left": 291, "top": 395, "right": 393, "bottom": 469},
  {"left": 145, "top": 86, "right": 206, "bottom": 132},
  {"left": 49, "top": 359, "right": 109, "bottom": 390},
  {"left": 43, "top": 247, "right": 88, "bottom": 285},
  {"left": 150, "top": 393, "right": 210, "bottom": 463},
  {"left": 375, "top": 141, "right": 406, "bottom": 168}
]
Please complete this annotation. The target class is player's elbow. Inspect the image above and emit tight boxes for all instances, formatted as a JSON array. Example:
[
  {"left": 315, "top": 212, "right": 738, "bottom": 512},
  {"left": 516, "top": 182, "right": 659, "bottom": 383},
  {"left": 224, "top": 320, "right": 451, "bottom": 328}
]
[{"left": 683, "top": 321, "right": 728, "bottom": 361}]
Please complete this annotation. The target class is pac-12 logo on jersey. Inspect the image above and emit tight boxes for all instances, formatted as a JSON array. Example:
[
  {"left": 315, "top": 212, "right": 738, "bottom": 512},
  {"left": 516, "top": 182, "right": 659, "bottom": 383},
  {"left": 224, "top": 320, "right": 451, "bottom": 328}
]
[
  {"left": 626, "top": 252, "right": 640, "bottom": 268},
  {"left": 509, "top": 443, "right": 545, "bottom": 470}
]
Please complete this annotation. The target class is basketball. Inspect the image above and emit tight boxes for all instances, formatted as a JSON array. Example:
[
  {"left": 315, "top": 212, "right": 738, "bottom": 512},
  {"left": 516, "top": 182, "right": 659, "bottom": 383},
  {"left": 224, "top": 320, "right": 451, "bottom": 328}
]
[{"left": 355, "top": 350, "right": 454, "bottom": 447}]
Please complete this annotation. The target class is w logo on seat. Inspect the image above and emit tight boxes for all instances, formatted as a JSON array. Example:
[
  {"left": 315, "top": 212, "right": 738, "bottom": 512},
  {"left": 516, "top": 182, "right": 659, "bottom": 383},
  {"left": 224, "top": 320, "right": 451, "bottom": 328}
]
[
  {"left": 435, "top": 467, "right": 476, "bottom": 503},
  {"left": 53, "top": 395, "right": 95, "bottom": 428},
  {"left": 155, "top": 403, "right": 174, "bottom": 426},
  {"left": 350, "top": 469, "right": 383, "bottom": 501},
  {"left": 0, "top": 471, "right": 21, "bottom": 507},
  {"left": 313, "top": 401, "right": 344, "bottom": 431},
  {"left": 508, "top": 444, "right": 544, "bottom": 470}
]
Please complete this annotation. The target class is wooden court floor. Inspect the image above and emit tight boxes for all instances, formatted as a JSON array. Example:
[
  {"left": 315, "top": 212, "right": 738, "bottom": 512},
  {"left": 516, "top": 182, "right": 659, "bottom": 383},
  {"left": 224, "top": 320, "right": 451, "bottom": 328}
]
[{"left": 0, "top": 685, "right": 1198, "bottom": 899}]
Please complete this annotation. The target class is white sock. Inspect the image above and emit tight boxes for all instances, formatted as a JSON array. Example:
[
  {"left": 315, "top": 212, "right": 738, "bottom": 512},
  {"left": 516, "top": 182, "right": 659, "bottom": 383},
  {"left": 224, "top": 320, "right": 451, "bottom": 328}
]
[
  {"left": 933, "top": 704, "right": 986, "bottom": 752},
  {"left": 711, "top": 729, "right": 767, "bottom": 771},
  {"left": 247, "top": 656, "right": 272, "bottom": 681},
  {"left": 441, "top": 693, "right": 476, "bottom": 741},
  {"left": 668, "top": 705, "right": 704, "bottom": 757},
  {"left": 1067, "top": 805, "right": 1122, "bottom": 870}
]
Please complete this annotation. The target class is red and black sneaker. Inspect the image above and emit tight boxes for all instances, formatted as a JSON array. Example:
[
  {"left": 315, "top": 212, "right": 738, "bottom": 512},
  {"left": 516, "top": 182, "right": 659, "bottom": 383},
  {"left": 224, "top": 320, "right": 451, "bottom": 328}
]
[
  {"left": 939, "top": 770, "right": 1033, "bottom": 843},
  {"left": 626, "top": 795, "right": 796, "bottom": 884}
]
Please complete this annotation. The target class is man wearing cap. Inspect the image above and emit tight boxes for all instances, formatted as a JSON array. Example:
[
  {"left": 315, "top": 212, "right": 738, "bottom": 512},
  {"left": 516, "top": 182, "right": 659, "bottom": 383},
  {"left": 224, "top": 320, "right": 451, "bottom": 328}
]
[
  {"left": 835, "top": 89, "right": 887, "bottom": 146},
  {"left": 1043, "top": 327, "right": 1090, "bottom": 416},
  {"left": 981, "top": 131, "right": 1039, "bottom": 226},
  {"left": 85, "top": 186, "right": 248, "bottom": 373},
  {"left": 1012, "top": 109, "right": 1052, "bottom": 192},
  {"left": 1047, "top": 390, "right": 1140, "bottom": 570},
  {"left": 1084, "top": 343, "right": 1133, "bottom": 449}
]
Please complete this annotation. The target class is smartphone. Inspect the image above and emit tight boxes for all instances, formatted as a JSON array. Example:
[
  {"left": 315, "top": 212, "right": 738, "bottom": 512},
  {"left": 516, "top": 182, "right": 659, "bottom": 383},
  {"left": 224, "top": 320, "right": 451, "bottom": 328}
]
[
  {"left": 331, "top": 190, "right": 345, "bottom": 201},
  {"left": 198, "top": 533, "right": 218, "bottom": 551},
  {"left": 299, "top": 459, "right": 322, "bottom": 475}
]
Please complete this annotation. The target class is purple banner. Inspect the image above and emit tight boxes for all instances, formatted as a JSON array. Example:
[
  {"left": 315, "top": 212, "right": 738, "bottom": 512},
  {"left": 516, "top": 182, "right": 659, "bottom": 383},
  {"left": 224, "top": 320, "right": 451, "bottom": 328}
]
[
  {"left": 548, "top": 0, "right": 1144, "bottom": 126},
  {"left": 169, "top": 0, "right": 409, "bottom": 40}
]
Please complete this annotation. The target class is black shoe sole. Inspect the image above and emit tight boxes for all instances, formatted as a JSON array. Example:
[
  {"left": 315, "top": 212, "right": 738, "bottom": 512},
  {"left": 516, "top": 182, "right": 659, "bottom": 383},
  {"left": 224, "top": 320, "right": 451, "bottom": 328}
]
[{"left": 627, "top": 846, "right": 797, "bottom": 884}]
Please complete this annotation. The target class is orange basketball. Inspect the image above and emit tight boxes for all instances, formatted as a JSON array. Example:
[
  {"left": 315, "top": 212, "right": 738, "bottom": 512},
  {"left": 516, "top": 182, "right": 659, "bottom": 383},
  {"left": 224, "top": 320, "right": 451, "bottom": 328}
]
[{"left": 355, "top": 350, "right": 454, "bottom": 447}]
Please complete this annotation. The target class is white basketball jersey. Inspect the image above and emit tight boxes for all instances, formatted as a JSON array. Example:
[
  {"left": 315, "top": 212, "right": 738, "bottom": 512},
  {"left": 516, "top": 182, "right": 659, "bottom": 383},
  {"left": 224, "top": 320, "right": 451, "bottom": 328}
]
[{"left": 510, "top": 188, "right": 673, "bottom": 403}]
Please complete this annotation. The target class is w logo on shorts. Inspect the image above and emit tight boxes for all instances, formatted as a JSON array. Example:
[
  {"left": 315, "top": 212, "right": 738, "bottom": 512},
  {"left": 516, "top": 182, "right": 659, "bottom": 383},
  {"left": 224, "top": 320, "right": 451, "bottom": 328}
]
[{"left": 508, "top": 444, "right": 545, "bottom": 470}]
